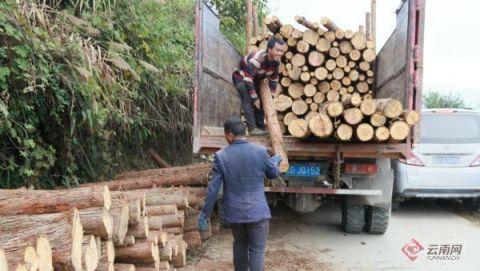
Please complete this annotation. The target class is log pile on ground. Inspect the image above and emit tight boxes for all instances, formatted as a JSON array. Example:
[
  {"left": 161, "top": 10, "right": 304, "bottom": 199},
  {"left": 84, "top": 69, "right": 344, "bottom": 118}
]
[
  {"left": 250, "top": 16, "right": 420, "bottom": 142},
  {"left": 0, "top": 163, "right": 212, "bottom": 271}
]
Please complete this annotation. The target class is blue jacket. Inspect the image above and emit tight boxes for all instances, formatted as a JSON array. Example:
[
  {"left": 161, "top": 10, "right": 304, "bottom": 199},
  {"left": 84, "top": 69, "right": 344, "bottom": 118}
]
[{"left": 201, "top": 139, "right": 280, "bottom": 223}]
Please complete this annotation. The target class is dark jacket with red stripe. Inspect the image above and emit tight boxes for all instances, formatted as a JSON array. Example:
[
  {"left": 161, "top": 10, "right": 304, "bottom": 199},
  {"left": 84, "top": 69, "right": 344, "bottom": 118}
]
[{"left": 232, "top": 50, "right": 280, "bottom": 100}]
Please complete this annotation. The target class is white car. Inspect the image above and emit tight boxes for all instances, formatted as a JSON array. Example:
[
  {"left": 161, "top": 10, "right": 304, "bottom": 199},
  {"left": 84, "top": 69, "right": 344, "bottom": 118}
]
[{"left": 392, "top": 109, "right": 480, "bottom": 210}]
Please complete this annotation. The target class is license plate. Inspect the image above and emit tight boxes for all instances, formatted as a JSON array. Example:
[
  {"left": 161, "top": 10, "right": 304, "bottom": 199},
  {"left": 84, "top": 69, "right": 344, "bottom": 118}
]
[
  {"left": 286, "top": 163, "right": 321, "bottom": 177},
  {"left": 433, "top": 155, "right": 461, "bottom": 165}
]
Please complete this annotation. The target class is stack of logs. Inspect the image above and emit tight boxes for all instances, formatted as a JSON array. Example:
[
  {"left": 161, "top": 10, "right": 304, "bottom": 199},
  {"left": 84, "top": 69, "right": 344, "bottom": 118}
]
[
  {"left": 249, "top": 16, "right": 420, "bottom": 142},
  {"left": 0, "top": 163, "right": 213, "bottom": 271}
]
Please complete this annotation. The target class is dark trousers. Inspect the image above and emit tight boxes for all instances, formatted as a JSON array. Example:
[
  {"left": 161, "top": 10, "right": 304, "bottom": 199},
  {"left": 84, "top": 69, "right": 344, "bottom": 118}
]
[
  {"left": 234, "top": 81, "right": 265, "bottom": 130},
  {"left": 231, "top": 219, "right": 269, "bottom": 271}
]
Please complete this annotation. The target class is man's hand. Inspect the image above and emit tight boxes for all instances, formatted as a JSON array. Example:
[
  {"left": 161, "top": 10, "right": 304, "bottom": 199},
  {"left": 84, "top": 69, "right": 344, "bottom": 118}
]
[
  {"left": 198, "top": 211, "right": 209, "bottom": 231},
  {"left": 269, "top": 155, "right": 282, "bottom": 166},
  {"left": 253, "top": 99, "right": 261, "bottom": 109}
]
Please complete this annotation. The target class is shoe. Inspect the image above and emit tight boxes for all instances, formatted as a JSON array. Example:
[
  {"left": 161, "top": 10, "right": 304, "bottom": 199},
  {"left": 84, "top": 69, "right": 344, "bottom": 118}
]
[{"left": 249, "top": 128, "right": 268, "bottom": 136}]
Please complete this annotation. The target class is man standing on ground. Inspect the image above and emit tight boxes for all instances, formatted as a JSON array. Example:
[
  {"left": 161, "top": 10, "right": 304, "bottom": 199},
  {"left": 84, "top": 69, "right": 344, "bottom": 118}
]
[
  {"left": 198, "top": 117, "right": 281, "bottom": 271},
  {"left": 232, "top": 37, "right": 286, "bottom": 135}
]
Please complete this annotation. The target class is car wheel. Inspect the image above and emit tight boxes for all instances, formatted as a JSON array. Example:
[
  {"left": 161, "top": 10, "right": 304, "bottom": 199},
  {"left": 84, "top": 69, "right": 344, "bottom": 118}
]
[
  {"left": 341, "top": 200, "right": 365, "bottom": 234},
  {"left": 365, "top": 206, "right": 390, "bottom": 234},
  {"left": 463, "top": 198, "right": 480, "bottom": 212}
]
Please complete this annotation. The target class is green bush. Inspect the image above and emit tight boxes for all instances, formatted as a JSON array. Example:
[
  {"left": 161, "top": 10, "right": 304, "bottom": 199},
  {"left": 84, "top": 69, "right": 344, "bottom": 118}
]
[{"left": 0, "top": 0, "right": 194, "bottom": 188}]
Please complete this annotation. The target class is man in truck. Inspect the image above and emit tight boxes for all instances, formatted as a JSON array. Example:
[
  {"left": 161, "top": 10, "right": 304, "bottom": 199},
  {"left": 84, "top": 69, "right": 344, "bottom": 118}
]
[
  {"left": 198, "top": 117, "right": 281, "bottom": 271},
  {"left": 232, "top": 37, "right": 286, "bottom": 135}
]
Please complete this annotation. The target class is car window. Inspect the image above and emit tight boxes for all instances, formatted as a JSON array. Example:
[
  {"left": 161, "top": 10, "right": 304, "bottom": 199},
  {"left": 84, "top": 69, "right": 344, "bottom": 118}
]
[{"left": 420, "top": 113, "right": 480, "bottom": 144}]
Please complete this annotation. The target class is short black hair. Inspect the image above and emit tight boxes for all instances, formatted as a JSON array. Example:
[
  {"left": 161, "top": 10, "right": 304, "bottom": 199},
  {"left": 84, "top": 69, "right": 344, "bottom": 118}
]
[
  {"left": 267, "top": 36, "right": 285, "bottom": 50},
  {"left": 224, "top": 117, "right": 246, "bottom": 136}
]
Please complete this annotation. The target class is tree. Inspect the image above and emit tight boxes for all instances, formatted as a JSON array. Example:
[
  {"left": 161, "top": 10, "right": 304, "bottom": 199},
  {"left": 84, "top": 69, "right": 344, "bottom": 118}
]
[{"left": 423, "top": 91, "right": 466, "bottom": 109}]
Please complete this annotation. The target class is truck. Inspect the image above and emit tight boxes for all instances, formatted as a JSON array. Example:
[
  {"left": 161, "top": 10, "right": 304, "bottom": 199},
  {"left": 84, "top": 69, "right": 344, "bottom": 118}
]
[{"left": 193, "top": 0, "right": 425, "bottom": 234}]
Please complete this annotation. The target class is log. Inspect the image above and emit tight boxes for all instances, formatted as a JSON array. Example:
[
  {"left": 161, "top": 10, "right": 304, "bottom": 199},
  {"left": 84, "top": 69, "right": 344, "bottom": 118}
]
[
  {"left": 329, "top": 47, "right": 340, "bottom": 59},
  {"left": 184, "top": 231, "right": 202, "bottom": 251},
  {"left": 327, "top": 90, "right": 340, "bottom": 102},
  {"left": 341, "top": 77, "right": 351, "bottom": 86},
  {"left": 360, "top": 99, "right": 377, "bottom": 116},
  {"left": 348, "top": 70, "right": 359, "bottom": 81},
  {"left": 36, "top": 236, "right": 53, "bottom": 271},
  {"left": 375, "top": 126, "right": 390, "bottom": 142},
  {"left": 115, "top": 240, "right": 159, "bottom": 265},
  {"left": 325, "top": 59, "right": 336, "bottom": 71},
  {"left": 376, "top": 99, "right": 403, "bottom": 119},
  {"left": 0, "top": 209, "right": 83, "bottom": 271},
  {"left": 320, "top": 17, "right": 341, "bottom": 31},
  {"left": 145, "top": 205, "right": 178, "bottom": 216},
  {"left": 304, "top": 84, "right": 317, "bottom": 97},
  {"left": 349, "top": 50, "right": 361, "bottom": 61},
  {"left": 98, "top": 241, "right": 114, "bottom": 271},
  {"left": 314, "top": 67, "right": 328, "bottom": 80},
  {"left": 147, "top": 149, "right": 171, "bottom": 168},
  {"left": 305, "top": 111, "right": 319, "bottom": 123},
  {"left": 330, "top": 80, "right": 342, "bottom": 91},
  {"left": 291, "top": 100, "right": 308, "bottom": 115},
  {"left": 259, "top": 79, "right": 289, "bottom": 172},
  {"left": 287, "top": 37, "right": 297, "bottom": 47},
  {"left": 324, "top": 101, "right": 344, "bottom": 118},
  {"left": 291, "top": 29, "right": 303, "bottom": 39},
  {"left": 336, "top": 124, "right": 353, "bottom": 141},
  {"left": 291, "top": 54, "right": 306, "bottom": 67},
  {"left": 274, "top": 94, "right": 293, "bottom": 112},
  {"left": 288, "top": 67, "right": 302, "bottom": 80},
  {"left": 114, "top": 263, "right": 135, "bottom": 271},
  {"left": 296, "top": 40, "right": 310, "bottom": 53},
  {"left": 0, "top": 186, "right": 111, "bottom": 215},
  {"left": 283, "top": 112, "right": 298, "bottom": 126},
  {"left": 111, "top": 199, "right": 142, "bottom": 226},
  {"left": 22, "top": 246, "right": 38, "bottom": 271},
  {"left": 404, "top": 110, "right": 420, "bottom": 125},
  {"left": 164, "top": 227, "right": 183, "bottom": 235},
  {"left": 332, "top": 68, "right": 344, "bottom": 80},
  {"left": 172, "top": 237, "right": 186, "bottom": 268},
  {"left": 318, "top": 81, "right": 330, "bottom": 93},
  {"left": 124, "top": 235, "right": 136, "bottom": 246},
  {"left": 127, "top": 217, "right": 149, "bottom": 239},
  {"left": 114, "top": 163, "right": 211, "bottom": 180},
  {"left": 280, "top": 76, "right": 292, "bottom": 87},
  {"left": 308, "top": 51, "right": 324, "bottom": 67},
  {"left": 111, "top": 205, "right": 130, "bottom": 246},
  {"left": 302, "top": 29, "right": 319, "bottom": 46},
  {"left": 370, "top": 112, "right": 387, "bottom": 127},
  {"left": 351, "top": 92, "right": 362, "bottom": 107},
  {"left": 78, "top": 207, "right": 113, "bottom": 240},
  {"left": 279, "top": 24, "right": 294, "bottom": 39},
  {"left": 294, "top": 15, "right": 320, "bottom": 31},
  {"left": 336, "top": 55, "right": 348, "bottom": 68},
  {"left": 316, "top": 38, "right": 331, "bottom": 52},
  {"left": 313, "top": 92, "right": 326, "bottom": 104},
  {"left": 359, "top": 61, "right": 371, "bottom": 71},
  {"left": 105, "top": 171, "right": 209, "bottom": 191},
  {"left": 288, "top": 82, "right": 304, "bottom": 99},
  {"left": 82, "top": 235, "right": 98, "bottom": 271},
  {"left": 363, "top": 48, "right": 375, "bottom": 62},
  {"left": 344, "top": 29, "right": 354, "bottom": 39},
  {"left": 356, "top": 82, "right": 369, "bottom": 94},
  {"left": 309, "top": 113, "right": 333, "bottom": 138},
  {"left": 288, "top": 119, "right": 309, "bottom": 138},
  {"left": 264, "top": 17, "right": 279, "bottom": 33},
  {"left": 339, "top": 41, "right": 353, "bottom": 54},
  {"left": 389, "top": 121, "right": 410, "bottom": 141},
  {"left": 335, "top": 29, "right": 345, "bottom": 39},
  {"left": 0, "top": 249, "right": 6, "bottom": 271},
  {"left": 351, "top": 32, "right": 367, "bottom": 50},
  {"left": 343, "top": 108, "right": 364, "bottom": 125},
  {"left": 150, "top": 213, "right": 184, "bottom": 229},
  {"left": 356, "top": 123, "right": 374, "bottom": 142},
  {"left": 300, "top": 72, "right": 311, "bottom": 83},
  {"left": 159, "top": 241, "right": 172, "bottom": 262},
  {"left": 366, "top": 12, "right": 371, "bottom": 40}
]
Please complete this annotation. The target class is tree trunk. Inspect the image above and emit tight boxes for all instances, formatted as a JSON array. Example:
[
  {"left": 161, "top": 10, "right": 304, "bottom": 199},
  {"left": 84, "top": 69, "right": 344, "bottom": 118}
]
[
  {"left": 308, "top": 113, "right": 334, "bottom": 138},
  {"left": 147, "top": 149, "right": 171, "bottom": 168},
  {"left": 115, "top": 240, "right": 159, "bottom": 265},
  {"left": 0, "top": 186, "right": 111, "bottom": 215},
  {"left": 127, "top": 217, "right": 149, "bottom": 239},
  {"left": 336, "top": 124, "right": 353, "bottom": 141},
  {"left": 145, "top": 205, "right": 178, "bottom": 216},
  {"left": 259, "top": 79, "right": 289, "bottom": 172},
  {"left": 78, "top": 207, "right": 113, "bottom": 240},
  {"left": 356, "top": 123, "right": 374, "bottom": 142},
  {"left": 172, "top": 236, "right": 186, "bottom": 268},
  {"left": 184, "top": 231, "right": 203, "bottom": 251},
  {"left": 389, "top": 121, "right": 410, "bottom": 140},
  {"left": 114, "top": 163, "right": 211, "bottom": 180},
  {"left": 114, "top": 263, "right": 135, "bottom": 271},
  {"left": 343, "top": 108, "right": 364, "bottom": 125},
  {"left": 288, "top": 119, "right": 309, "bottom": 138},
  {"left": 0, "top": 209, "right": 83, "bottom": 271},
  {"left": 82, "top": 235, "right": 98, "bottom": 271}
]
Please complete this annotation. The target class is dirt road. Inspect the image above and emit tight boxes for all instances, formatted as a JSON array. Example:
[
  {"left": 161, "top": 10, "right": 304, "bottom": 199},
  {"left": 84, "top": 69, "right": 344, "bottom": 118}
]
[{"left": 182, "top": 199, "right": 480, "bottom": 271}]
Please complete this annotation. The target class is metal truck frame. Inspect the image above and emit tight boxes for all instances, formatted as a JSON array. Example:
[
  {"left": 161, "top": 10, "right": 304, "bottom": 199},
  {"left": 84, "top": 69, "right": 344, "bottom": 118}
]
[{"left": 193, "top": 0, "right": 425, "bottom": 234}]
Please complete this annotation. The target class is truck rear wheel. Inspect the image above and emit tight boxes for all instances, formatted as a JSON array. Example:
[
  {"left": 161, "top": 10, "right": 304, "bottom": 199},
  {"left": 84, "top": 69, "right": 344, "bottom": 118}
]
[
  {"left": 341, "top": 201, "right": 365, "bottom": 234},
  {"left": 366, "top": 206, "right": 390, "bottom": 234}
]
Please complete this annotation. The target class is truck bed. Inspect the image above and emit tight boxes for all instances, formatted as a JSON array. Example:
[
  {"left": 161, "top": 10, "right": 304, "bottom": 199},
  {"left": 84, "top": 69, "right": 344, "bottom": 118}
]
[{"left": 193, "top": 0, "right": 425, "bottom": 159}]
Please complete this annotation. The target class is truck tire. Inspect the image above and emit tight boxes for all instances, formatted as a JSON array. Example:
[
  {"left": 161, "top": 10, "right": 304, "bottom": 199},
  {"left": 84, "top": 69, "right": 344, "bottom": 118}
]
[
  {"left": 341, "top": 202, "right": 365, "bottom": 234},
  {"left": 217, "top": 199, "right": 231, "bottom": 228},
  {"left": 366, "top": 206, "right": 390, "bottom": 234}
]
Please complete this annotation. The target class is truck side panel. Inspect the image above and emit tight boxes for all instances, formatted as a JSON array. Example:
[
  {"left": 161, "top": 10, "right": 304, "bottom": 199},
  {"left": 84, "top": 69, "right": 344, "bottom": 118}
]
[
  {"left": 194, "top": 1, "right": 241, "bottom": 153},
  {"left": 376, "top": 0, "right": 425, "bottom": 144}
]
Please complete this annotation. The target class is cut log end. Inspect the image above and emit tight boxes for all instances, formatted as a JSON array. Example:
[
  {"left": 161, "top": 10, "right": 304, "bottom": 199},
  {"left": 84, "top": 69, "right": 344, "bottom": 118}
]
[
  {"left": 390, "top": 121, "right": 410, "bottom": 141},
  {"left": 356, "top": 123, "right": 374, "bottom": 142},
  {"left": 288, "top": 119, "right": 309, "bottom": 138},
  {"left": 309, "top": 113, "right": 334, "bottom": 138}
]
